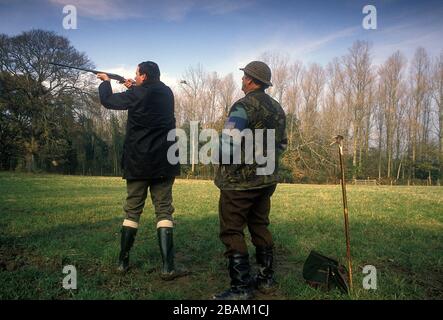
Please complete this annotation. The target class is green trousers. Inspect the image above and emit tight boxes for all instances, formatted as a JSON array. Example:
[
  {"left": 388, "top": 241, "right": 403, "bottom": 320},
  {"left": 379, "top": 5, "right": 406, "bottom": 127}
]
[{"left": 124, "top": 177, "right": 175, "bottom": 223}]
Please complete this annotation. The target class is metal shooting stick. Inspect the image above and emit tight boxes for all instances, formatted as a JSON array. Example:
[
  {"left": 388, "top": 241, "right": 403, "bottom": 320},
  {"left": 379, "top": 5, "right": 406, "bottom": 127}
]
[{"left": 331, "top": 135, "right": 353, "bottom": 290}]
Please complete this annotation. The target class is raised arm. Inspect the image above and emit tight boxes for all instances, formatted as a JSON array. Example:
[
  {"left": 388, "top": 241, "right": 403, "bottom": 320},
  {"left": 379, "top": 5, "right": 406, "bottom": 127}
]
[{"left": 98, "top": 80, "right": 145, "bottom": 110}]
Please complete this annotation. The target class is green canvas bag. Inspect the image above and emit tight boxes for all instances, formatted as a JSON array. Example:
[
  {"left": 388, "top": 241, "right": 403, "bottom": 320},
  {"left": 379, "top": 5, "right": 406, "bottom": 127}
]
[{"left": 302, "top": 250, "right": 349, "bottom": 294}]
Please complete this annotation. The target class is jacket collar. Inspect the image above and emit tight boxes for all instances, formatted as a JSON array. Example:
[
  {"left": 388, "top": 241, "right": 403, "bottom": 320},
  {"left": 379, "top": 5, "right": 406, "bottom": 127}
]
[
  {"left": 245, "top": 88, "right": 265, "bottom": 96},
  {"left": 141, "top": 79, "right": 162, "bottom": 87}
]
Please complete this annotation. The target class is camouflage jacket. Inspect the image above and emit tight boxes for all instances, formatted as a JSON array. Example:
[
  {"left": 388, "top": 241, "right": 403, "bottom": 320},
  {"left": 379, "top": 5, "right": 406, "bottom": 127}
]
[{"left": 214, "top": 89, "right": 287, "bottom": 190}]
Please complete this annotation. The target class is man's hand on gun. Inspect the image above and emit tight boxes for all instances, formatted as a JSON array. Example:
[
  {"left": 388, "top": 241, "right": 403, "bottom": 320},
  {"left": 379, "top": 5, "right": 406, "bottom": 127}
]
[
  {"left": 123, "top": 78, "right": 136, "bottom": 88},
  {"left": 97, "top": 73, "right": 135, "bottom": 88}
]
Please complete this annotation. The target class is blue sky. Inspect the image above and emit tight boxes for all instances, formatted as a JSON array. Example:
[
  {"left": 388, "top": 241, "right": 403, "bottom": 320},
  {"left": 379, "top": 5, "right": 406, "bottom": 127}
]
[{"left": 0, "top": 0, "right": 442, "bottom": 86}]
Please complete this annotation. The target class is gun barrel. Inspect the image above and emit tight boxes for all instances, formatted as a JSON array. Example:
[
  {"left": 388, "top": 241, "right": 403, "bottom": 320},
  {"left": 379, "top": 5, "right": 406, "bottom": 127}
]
[
  {"left": 49, "top": 62, "right": 97, "bottom": 74},
  {"left": 49, "top": 62, "right": 126, "bottom": 83}
]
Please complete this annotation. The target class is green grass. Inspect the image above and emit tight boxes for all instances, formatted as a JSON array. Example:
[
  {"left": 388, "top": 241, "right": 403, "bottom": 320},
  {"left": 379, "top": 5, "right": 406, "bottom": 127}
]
[{"left": 0, "top": 172, "right": 442, "bottom": 300}]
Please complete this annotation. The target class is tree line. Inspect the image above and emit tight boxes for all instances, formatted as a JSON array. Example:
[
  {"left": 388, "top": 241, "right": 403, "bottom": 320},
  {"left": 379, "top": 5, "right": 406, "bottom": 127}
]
[{"left": 1, "top": 30, "right": 442, "bottom": 184}]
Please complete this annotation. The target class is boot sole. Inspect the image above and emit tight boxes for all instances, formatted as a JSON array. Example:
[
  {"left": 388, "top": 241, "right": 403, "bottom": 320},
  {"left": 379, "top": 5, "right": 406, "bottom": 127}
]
[
  {"left": 257, "top": 286, "right": 278, "bottom": 294},
  {"left": 213, "top": 292, "right": 255, "bottom": 300}
]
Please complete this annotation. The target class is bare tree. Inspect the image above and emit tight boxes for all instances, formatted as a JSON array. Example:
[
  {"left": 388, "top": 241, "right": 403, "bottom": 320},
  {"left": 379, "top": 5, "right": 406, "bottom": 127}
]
[
  {"left": 375, "top": 79, "right": 385, "bottom": 179},
  {"left": 342, "top": 41, "right": 374, "bottom": 178},
  {"left": 395, "top": 82, "right": 408, "bottom": 180},
  {"left": 378, "top": 51, "right": 406, "bottom": 178},
  {"left": 179, "top": 64, "right": 206, "bottom": 123},
  {"left": 218, "top": 73, "right": 239, "bottom": 119},
  {"left": 260, "top": 52, "right": 290, "bottom": 103},
  {"left": 283, "top": 61, "right": 303, "bottom": 149},
  {"left": 300, "top": 63, "right": 325, "bottom": 141},
  {"left": 203, "top": 71, "right": 221, "bottom": 127},
  {"left": 433, "top": 51, "right": 443, "bottom": 182},
  {"left": 322, "top": 58, "right": 349, "bottom": 140},
  {"left": 363, "top": 80, "right": 376, "bottom": 165},
  {"left": 408, "top": 47, "right": 431, "bottom": 178}
]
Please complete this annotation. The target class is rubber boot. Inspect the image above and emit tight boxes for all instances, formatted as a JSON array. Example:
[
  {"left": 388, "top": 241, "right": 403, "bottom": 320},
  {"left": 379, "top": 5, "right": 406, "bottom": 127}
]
[
  {"left": 117, "top": 226, "right": 137, "bottom": 272},
  {"left": 255, "top": 247, "right": 277, "bottom": 293},
  {"left": 213, "top": 253, "right": 254, "bottom": 300},
  {"left": 157, "top": 227, "right": 188, "bottom": 280}
]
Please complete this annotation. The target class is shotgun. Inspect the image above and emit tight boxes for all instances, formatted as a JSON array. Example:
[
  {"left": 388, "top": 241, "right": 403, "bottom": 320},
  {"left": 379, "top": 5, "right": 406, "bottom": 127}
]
[{"left": 49, "top": 62, "right": 126, "bottom": 83}]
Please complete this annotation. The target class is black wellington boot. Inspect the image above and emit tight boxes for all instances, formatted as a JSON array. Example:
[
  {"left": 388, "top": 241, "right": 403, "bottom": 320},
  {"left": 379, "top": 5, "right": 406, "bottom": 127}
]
[
  {"left": 255, "top": 247, "right": 278, "bottom": 293},
  {"left": 117, "top": 226, "right": 137, "bottom": 272},
  {"left": 157, "top": 227, "right": 189, "bottom": 281},
  {"left": 213, "top": 253, "right": 254, "bottom": 300}
]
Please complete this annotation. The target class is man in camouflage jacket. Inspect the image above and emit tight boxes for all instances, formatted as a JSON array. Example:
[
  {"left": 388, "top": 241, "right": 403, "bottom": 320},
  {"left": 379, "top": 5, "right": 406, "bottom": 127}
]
[{"left": 213, "top": 61, "right": 287, "bottom": 300}]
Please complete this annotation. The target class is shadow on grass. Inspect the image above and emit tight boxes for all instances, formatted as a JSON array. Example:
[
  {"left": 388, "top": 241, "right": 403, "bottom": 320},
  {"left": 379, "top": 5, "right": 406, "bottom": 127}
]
[{"left": 1, "top": 209, "right": 442, "bottom": 300}]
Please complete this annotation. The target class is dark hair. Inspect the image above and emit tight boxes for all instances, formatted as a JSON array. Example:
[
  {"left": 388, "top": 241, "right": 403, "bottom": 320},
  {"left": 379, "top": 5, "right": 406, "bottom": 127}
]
[
  {"left": 138, "top": 61, "right": 160, "bottom": 81},
  {"left": 245, "top": 73, "right": 269, "bottom": 91}
]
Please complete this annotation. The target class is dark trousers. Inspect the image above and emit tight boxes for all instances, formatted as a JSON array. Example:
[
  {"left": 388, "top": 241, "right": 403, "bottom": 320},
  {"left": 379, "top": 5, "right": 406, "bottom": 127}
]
[
  {"left": 219, "top": 184, "right": 277, "bottom": 257},
  {"left": 124, "top": 177, "right": 175, "bottom": 223}
]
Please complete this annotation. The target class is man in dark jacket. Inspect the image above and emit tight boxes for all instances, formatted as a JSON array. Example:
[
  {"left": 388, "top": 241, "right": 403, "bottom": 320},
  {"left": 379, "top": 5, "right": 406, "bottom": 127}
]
[{"left": 97, "top": 61, "right": 186, "bottom": 280}]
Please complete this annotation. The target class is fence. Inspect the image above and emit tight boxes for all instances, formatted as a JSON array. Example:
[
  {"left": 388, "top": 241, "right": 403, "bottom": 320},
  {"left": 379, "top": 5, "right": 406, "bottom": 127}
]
[{"left": 353, "top": 178, "right": 378, "bottom": 186}]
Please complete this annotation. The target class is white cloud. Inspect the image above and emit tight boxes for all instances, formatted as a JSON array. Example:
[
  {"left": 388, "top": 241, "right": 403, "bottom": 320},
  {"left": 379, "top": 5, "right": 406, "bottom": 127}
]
[
  {"left": 97, "top": 65, "right": 179, "bottom": 91},
  {"left": 225, "top": 15, "right": 442, "bottom": 72},
  {"left": 226, "top": 25, "right": 360, "bottom": 71},
  {"left": 48, "top": 0, "right": 142, "bottom": 20},
  {"left": 289, "top": 26, "right": 360, "bottom": 57},
  {"left": 201, "top": 0, "right": 254, "bottom": 15},
  {"left": 103, "top": 65, "right": 136, "bottom": 80},
  {"left": 47, "top": 0, "right": 253, "bottom": 21}
]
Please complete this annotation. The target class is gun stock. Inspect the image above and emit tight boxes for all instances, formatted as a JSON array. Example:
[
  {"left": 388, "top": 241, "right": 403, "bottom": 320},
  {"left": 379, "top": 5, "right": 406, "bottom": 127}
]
[{"left": 49, "top": 62, "right": 126, "bottom": 83}]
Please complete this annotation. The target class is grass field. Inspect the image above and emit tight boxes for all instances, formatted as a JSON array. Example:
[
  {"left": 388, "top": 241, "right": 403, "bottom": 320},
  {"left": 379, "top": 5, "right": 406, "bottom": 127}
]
[{"left": 0, "top": 172, "right": 442, "bottom": 300}]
